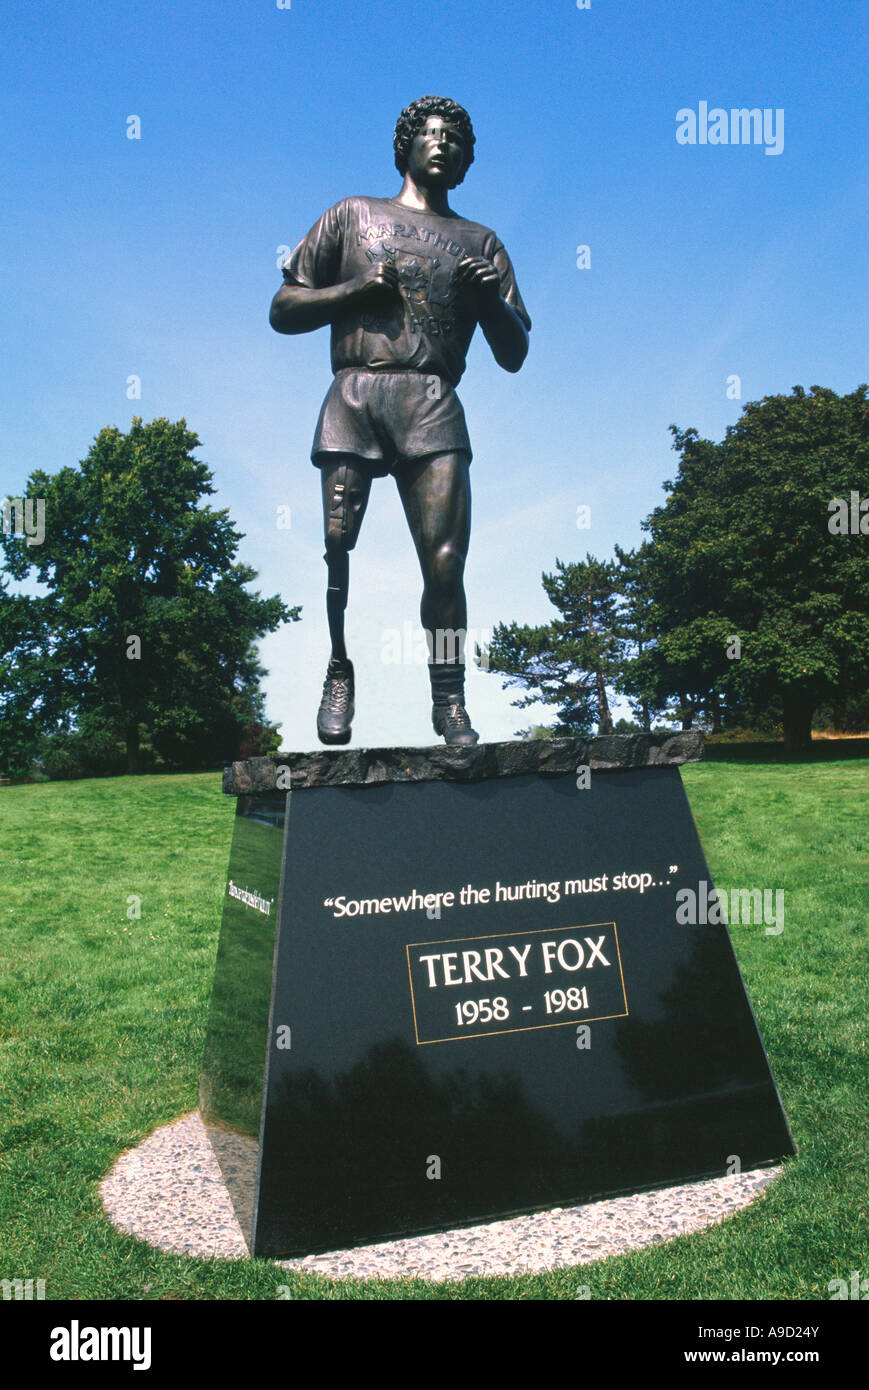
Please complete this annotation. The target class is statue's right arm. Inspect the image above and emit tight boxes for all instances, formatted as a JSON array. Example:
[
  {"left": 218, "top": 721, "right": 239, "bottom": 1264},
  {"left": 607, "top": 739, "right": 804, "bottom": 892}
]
[
  {"left": 269, "top": 280, "right": 357, "bottom": 335},
  {"left": 269, "top": 263, "right": 400, "bottom": 335}
]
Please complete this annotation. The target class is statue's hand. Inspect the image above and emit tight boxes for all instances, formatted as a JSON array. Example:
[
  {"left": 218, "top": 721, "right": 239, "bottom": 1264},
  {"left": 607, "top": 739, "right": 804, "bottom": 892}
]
[
  {"left": 351, "top": 262, "right": 400, "bottom": 307},
  {"left": 455, "top": 257, "right": 501, "bottom": 312}
]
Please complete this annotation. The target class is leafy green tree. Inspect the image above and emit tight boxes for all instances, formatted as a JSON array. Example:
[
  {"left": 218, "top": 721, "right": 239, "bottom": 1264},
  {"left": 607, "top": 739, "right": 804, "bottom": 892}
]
[
  {"left": 0, "top": 583, "right": 66, "bottom": 779},
  {"left": 639, "top": 386, "right": 869, "bottom": 749},
  {"left": 612, "top": 543, "right": 666, "bottom": 731},
  {"left": 486, "top": 555, "right": 623, "bottom": 735},
  {"left": 1, "top": 418, "right": 299, "bottom": 774}
]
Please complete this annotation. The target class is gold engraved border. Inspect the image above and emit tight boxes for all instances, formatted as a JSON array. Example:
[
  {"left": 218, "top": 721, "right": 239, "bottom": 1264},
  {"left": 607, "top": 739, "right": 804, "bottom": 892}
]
[{"left": 405, "top": 920, "right": 629, "bottom": 1046}]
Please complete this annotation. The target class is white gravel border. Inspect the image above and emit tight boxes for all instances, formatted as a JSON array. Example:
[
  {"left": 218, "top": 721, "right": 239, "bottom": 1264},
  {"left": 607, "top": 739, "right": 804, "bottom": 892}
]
[{"left": 100, "top": 1110, "right": 781, "bottom": 1281}]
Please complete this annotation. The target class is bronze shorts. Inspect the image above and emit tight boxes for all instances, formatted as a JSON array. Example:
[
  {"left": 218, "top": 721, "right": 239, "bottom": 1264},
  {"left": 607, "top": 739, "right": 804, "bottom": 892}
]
[{"left": 312, "top": 369, "right": 472, "bottom": 475}]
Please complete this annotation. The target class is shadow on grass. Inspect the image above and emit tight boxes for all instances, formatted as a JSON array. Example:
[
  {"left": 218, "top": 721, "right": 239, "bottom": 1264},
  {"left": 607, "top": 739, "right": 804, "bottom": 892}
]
[{"left": 703, "top": 738, "right": 869, "bottom": 764}]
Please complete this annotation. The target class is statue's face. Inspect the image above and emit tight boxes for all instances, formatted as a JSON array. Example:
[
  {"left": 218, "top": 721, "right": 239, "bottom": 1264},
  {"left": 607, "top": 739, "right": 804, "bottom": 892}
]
[{"left": 407, "top": 116, "right": 465, "bottom": 188}]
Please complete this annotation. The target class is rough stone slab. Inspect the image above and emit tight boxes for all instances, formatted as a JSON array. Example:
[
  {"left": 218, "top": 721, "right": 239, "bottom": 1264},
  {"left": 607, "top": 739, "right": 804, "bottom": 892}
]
[{"left": 223, "top": 732, "right": 704, "bottom": 795}]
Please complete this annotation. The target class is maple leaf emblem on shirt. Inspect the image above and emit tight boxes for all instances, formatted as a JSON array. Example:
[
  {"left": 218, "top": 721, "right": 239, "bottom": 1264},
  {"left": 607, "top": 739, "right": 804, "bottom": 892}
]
[{"left": 397, "top": 259, "right": 429, "bottom": 302}]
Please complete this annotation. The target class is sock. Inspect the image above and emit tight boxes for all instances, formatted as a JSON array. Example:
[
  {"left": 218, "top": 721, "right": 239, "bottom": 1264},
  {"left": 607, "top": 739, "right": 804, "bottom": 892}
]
[{"left": 428, "top": 660, "right": 465, "bottom": 707}]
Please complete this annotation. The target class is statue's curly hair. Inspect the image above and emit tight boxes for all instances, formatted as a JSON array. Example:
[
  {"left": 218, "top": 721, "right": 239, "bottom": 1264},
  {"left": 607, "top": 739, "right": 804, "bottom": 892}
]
[{"left": 393, "top": 96, "right": 475, "bottom": 187}]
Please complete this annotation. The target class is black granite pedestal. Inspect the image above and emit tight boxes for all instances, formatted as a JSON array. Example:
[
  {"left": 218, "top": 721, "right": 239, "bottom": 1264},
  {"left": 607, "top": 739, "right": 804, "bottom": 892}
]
[{"left": 200, "top": 735, "right": 794, "bottom": 1258}]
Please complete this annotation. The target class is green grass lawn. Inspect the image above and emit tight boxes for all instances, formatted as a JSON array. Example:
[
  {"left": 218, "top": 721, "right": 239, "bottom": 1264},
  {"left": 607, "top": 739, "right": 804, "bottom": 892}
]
[{"left": 0, "top": 761, "right": 866, "bottom": 1301}]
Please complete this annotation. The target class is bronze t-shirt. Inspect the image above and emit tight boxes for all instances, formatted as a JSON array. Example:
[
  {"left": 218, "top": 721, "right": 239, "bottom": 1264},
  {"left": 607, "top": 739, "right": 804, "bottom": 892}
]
[{"left": 282, "top": 196, "right": 531, "bottom": 388}]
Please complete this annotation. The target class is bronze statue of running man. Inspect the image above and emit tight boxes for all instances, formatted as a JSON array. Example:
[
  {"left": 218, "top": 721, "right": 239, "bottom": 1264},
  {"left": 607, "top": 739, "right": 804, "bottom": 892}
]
[{"left": 270, "top": 96, "right": 530, "bottom": 745}]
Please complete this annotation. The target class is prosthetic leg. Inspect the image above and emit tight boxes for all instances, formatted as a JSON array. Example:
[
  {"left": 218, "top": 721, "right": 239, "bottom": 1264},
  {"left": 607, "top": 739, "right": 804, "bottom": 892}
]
[
  {"left": 318, "top": 549, "right": 354, "bottom": 744},
  {"left": 317, "top": 461, "right": 370, "bottom": 745}
]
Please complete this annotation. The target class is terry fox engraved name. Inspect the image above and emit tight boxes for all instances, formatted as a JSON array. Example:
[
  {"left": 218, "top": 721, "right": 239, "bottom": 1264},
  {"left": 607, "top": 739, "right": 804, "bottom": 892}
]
[{"left": 406, "top": 922, "right": 628, "bottom": 1045}]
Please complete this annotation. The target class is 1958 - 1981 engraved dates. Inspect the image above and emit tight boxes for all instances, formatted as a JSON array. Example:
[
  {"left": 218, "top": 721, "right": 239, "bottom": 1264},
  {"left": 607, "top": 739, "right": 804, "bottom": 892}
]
[
  {"left": 453, "top": 986, "right": 590, "bottom": 1027},
  {"left": 406, "top": 923, "right": 629, "bottom": 1045}
]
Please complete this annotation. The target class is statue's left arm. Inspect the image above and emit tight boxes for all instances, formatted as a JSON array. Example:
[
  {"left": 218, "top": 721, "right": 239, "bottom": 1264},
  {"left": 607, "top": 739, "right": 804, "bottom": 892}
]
[
  {"left": 455, "top": 244, "right": 530, "bottom": 373},
  {"left": 479, "top": 291, "right": 530, "bottom": 372}
]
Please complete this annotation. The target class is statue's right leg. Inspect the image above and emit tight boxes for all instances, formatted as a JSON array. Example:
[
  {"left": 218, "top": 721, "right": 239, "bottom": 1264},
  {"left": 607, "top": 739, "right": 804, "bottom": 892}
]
[{"left": 316, "top": 454, "right": 372, "bottom": 744}]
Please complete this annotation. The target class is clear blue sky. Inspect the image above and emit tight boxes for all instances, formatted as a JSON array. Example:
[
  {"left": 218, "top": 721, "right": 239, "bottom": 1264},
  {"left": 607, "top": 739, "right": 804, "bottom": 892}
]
[{"left": 2, "top": 0, "right": 866, "bottom": 746}]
